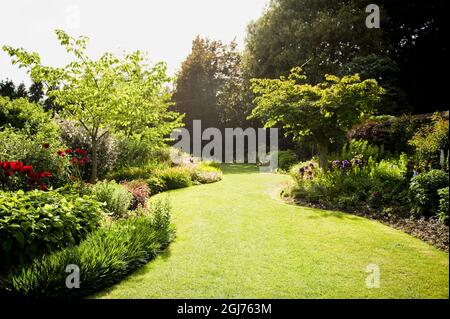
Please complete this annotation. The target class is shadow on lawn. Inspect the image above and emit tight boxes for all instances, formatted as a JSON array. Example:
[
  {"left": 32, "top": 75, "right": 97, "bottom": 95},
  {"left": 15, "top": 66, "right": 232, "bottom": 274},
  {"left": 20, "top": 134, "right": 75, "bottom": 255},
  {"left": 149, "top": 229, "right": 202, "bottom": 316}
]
[
  {"left": 304, "top": 208, "right": 363, "bottom": 221},
  {"left": 220, "top": 163, "right": 259, "bottom": 175}
]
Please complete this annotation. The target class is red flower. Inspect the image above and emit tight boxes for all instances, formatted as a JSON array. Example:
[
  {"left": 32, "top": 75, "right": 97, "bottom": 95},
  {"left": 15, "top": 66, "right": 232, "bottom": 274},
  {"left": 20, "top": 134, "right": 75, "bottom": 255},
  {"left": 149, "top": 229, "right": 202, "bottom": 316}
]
[
  {"left": 70, "top": 158, "right": 79, "bottom": 165},
  {"left": 37, "top": 171, "right": 52, "bottom": 179},
  {"left": 44, "top": 171, "right": 52, "bottom": 177},
  {"left": 10, "top": 161, "right": 23, "bottom": 172},
  {"left": 57, "top": 150, "right": 65, "bottom": 157},
  {"left": 29, "top": 172, "right": 39, "bottom": 182},
  {"left": 75, "top": 148, "right": 82, "bottom": 154},
  {"left": 20, "top": 165, "right": 33, "bottom": 175},
  {"left": 65, "top": 149, "right": 73, "bottom": 154},
  {"left": 39, "top": 184, "right": 48, "bottom": 191},
  {"left": 80, "top": 157, "right": 89, "bottom": 164},
  {"left": 80, "top": 149, "right": 88, "bottom": 156},
  {"left": 42, "top": 143, "right": 50, "bottom": 149},
  {"left": 1, "top": 161, "right": 11, "bottom": 169}
]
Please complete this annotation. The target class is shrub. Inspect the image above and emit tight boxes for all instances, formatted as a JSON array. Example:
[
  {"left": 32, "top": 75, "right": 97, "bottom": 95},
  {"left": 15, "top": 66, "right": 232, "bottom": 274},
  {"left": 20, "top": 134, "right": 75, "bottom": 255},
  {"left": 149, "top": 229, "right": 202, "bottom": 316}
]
[
  {"left": 116, "top": 137, "right": 155, "bottom": 168},
  {"left": 106, "top": 161, "right": 168, "bottom": 182},
  {"left": 58, "top": 119, "right": 118, "bottom": 179},
  {"left": 121, "top": 180, "right": 150, "bottom": 210},
  {"left": 290, "top": 161, "right": 318, "bottom": 182},
  {"left": 191, "top": 162, "right": 223, "bottom": 184},
  {"left": 348, "top": 114, "right": 432, "bottom": 155},
  {"left": 146, "top": 175, "right": 168, "bottom": 195},
  {"left": 277, "top": 150, "right": 298, "bottom": 171},
  {"left": 288, "top": 156, "right": 409, "bottom": 212},
  {"left": 0, "top": 127, "right": 71, "bottom": 188},
  {"left": 437, "top": 187, "right": 449, "bottom": 224},
  {"left": 92, "top": 181, "right": 133, "bottom": 219},
  {"left": 116, "top": 137, "right": 171, "bottom": 168},
  {"left": 0, "top": 96, "right": 59, "bottom": 138},
  {"left": 0, "top": 188, "right": 103, "bottom": 271},
  {"left": 0, "top": 199, "right": 174, "bottom": 298},
  {"left": 158, "top": 166, "right": 192, "bottom": 190},
  {"left": 408, "top": 114, "right": 449, "bottom": 169},
  {"left": 409, "top": 170, "right": 449, "bottom": 218},
  {"left": 340, "top": 139, "right": 383, "bottom": 163}
]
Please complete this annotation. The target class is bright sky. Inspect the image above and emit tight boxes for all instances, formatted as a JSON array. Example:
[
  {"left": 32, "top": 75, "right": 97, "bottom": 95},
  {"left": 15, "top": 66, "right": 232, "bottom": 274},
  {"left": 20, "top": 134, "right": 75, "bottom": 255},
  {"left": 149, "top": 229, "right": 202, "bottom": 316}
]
[{"left": 0, "top": 0, "right": 269, "bottom": 85}]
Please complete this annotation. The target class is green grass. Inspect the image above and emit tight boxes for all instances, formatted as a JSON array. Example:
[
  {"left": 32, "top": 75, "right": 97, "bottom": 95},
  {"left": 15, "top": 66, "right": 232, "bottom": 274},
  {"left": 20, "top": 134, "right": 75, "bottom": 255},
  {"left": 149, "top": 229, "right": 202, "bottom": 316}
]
[{"left": 96, "top": 164, "right": 449, "bottom": 298}]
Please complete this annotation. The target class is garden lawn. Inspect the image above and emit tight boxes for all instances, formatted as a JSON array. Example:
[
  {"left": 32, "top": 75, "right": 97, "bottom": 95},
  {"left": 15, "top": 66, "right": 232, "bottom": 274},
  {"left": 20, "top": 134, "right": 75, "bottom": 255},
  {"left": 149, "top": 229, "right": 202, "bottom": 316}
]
[{"left": 96, "top": 164, "right": 449, "bottom": 298}]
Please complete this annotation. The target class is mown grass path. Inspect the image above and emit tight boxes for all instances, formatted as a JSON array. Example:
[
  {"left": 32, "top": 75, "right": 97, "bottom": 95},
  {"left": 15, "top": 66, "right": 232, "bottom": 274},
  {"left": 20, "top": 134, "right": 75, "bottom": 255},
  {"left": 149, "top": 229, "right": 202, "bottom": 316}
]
[{"left": 97, "top": 165, "right": 448, "bottom": 298}]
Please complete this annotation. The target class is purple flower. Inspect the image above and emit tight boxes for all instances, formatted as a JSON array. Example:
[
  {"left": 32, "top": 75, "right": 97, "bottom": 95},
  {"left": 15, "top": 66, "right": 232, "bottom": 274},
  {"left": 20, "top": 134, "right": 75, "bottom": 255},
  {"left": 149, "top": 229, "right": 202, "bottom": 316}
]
[
  {"left": 353, "top": 159, "right": 360, "bottom": 165},
  {"left": 309, "top": 162, "right": 314, "bottom": 168},
  {"left": 341, "top": 160, "right": 351, "bottom": 168},
  {"left": 299, "top": 167, "right": 305, "bottom": 174}
]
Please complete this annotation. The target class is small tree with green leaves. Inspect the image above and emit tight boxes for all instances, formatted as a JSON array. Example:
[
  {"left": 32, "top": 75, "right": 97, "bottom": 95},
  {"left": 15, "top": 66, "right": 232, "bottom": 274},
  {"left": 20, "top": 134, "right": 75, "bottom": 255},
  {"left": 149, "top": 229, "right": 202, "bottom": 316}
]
[
  {"left": 3, "top": 30, "right": 182, "bottom": 182},
  {"left": 408, "top": 114, "right": 449, "bottom": 170},
  {"left": 249, "top": 67, "right": 384, "bottom": 168}
]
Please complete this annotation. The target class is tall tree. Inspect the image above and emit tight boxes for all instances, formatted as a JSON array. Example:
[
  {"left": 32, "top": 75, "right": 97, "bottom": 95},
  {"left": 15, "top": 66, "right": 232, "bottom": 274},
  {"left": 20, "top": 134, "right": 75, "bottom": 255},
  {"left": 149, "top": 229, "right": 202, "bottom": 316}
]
[
  {"left": 3, "top": 30, "right": 181, "bottom": 182},
  {"left": 0, "top": 79, "right": 28, "bottom": 99},
  {"left": 339, "top": 54, "right": 410, "bottom": 114},
  {"left": 28, "top": 81, "right": 44, "bottom": 103},
  {"left": 249, "top": 67, "right": 384, "bottom": 168},
  {"left": 381, "top": 0, "right": 448, "bottom": 112},
  {"left": 0, "top": 79, "right": 16, "bottom": 98},
  {"left": 244, "top": 0, "right": 385, "bottom": 83},
  {"left": 245, "top": 0, "right": 448, "bottom": 114},
  {"left": 173, "top": 37, "right": 222, "bottom": 132},
  {"left": 173, "top": 37, "right": 254, "bottom": 131}
]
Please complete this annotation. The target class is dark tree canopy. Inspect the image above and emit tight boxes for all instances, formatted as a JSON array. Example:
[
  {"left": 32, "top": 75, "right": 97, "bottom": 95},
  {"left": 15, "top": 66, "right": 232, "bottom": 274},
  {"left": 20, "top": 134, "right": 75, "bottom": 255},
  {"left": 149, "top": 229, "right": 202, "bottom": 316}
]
[
  {"left": 244, "top": 0, "right": 386, "bottom": 83},
  {"left": 173, "top": 36, "right": 253, "bottom": 131},
  {"left": 244, "top": 0, "right": 448, "bottom": 114},
  {"left": 0, "top": 79, "right": 29, "bottom": 100}
]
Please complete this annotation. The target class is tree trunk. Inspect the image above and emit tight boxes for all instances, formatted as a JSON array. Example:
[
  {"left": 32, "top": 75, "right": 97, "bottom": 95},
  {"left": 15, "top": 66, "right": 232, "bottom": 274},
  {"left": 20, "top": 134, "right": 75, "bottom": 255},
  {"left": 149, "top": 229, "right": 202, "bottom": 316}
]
[
  {"left": 317, "top": 143, "right": 329, "bottom": 170},
  {"left": 90, "top": 139, "right": 98, "bottom": 183}
]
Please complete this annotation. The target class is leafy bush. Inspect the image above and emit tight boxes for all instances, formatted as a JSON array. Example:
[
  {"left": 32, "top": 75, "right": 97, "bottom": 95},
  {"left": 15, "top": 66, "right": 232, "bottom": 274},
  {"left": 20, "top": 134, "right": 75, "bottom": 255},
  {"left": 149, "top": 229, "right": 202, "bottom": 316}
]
[
  {"left": 348, "top": 114, "right": 431, "bottom": 155},
  {"left": 116, "top": 138, "right": 171, "bottom": 168},
  {"left": 0, "top": 199, "right": 174, "bottom": 298},
  {"left": 0, "top": 127, "right": 71, "bottom": 188},
  {"left": 0, "top": 96, "right": 59, "bottom": 138},
  {"left": 116, "top": 137, "right": 155, "bottom": 168},
  {"left": 58, "top": 119, "right": 118, "bottom": 179},
  {"left": 92, "top": 181, "right": 133, "bottom": 219},
  {"left": 340, "top": 139, "right": 383, "bottom": 163},
  {"left": 190, "top": 162, "right": 223, "bottom": 184},
  {"left": 106, "top": 161, "right": 168, "bottom": 182},
  {"left": 146, "top": 175, "right": 167, "bottom": 195},
  {"left": 158, "top": 166, "right": 192, "bottom": 190},
  {"left": 121, "top": 180, "right": 150, "bottom": 210},
  {"left": 287, "top": 156, "right": 409, "bottom": 212},
  {"left": 408, "top": 114, "right": 449, "bottom": 169},
  {"left": 277, "top": 150, "right": 298, "bottom": 171},
  {"left": 409, "top": 170, "right": 449, "bottom": 218},
  {"left": 290, "top": 161, "right": 318, "bottom": 182},
  {"left": 0, "top": 188, "right": 103, "bottom": 271},
  {"left": 437, "top": 187, "right": 449, "bottom": 224}
]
